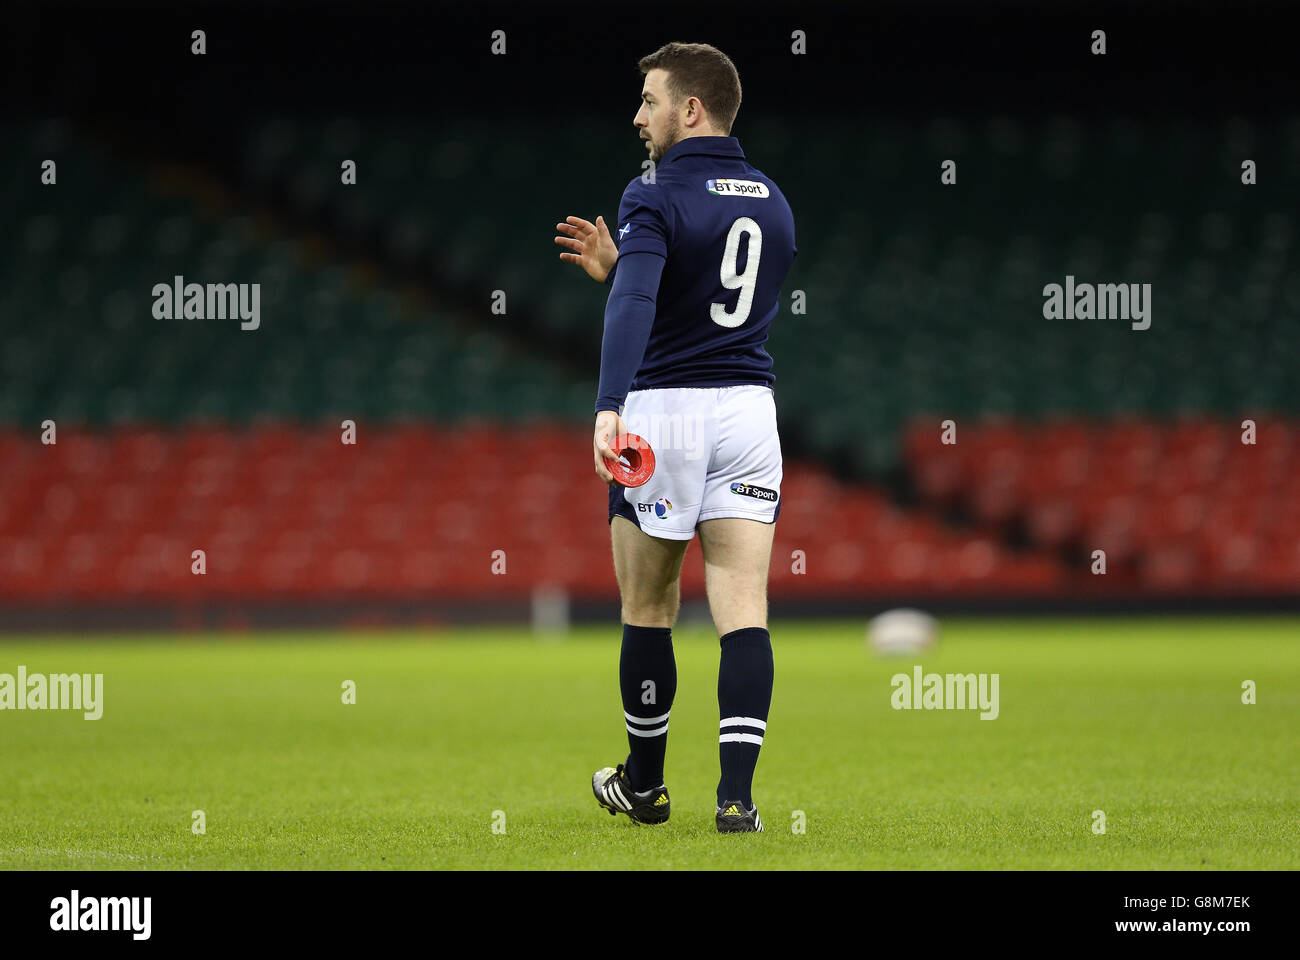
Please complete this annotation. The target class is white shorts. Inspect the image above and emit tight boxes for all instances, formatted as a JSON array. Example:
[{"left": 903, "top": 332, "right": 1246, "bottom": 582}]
[{"left": 608, "top": 384, "right": 783, "bottom": 541}]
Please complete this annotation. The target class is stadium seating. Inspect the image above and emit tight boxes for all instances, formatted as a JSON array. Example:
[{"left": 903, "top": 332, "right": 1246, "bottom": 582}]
[
  {"left": 2, "top": 115, "right": 1297, "bottom": 617},
  {"left": 0, "top": 423, "right": 1065, "bottom": 605},
  {"left": 903, "top": 417, "right": 1300, "bottom": 592}
]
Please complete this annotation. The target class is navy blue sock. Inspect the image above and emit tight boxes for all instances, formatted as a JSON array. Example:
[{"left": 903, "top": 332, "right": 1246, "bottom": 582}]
[
  {"left": 717, "top": 626, "right": 773, "bottom": 808},
  {"left": 620, "top": 624, "right": 676, "bottom": 792}
]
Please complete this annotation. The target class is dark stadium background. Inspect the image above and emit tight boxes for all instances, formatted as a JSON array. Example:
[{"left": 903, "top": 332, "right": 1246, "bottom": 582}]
[{"left": 2, "top": 0, "right": 1297, "bottom": 630}]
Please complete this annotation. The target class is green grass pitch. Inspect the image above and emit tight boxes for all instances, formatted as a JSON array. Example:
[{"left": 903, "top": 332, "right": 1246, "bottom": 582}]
[{"left": 1, "top": 617, "right": 1297, "bottom": 870}]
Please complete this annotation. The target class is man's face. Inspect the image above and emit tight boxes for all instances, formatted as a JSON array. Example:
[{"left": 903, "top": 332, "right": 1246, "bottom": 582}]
[{"left": 633, "top": 69, "right": 681, "bottom": 164}]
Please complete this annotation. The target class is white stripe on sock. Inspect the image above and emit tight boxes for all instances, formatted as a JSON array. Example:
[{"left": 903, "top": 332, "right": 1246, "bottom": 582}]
[
  {"left": 625, "top": 709, "right": 671, "bottom": 725},
  {"left": 719, "top": 732, "right": 764, "bottom": 746},
  {"left": 627, "top": 722, "right": 669, "bottom": 737},
  {"left": 719, "top": 716, "right": 767, "bottom": 730}
]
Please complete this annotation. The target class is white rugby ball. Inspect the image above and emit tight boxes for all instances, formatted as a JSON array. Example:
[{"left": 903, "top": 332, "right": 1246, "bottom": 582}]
[{"left": 867, "top": 608, "right": 939, "bottom": 655}]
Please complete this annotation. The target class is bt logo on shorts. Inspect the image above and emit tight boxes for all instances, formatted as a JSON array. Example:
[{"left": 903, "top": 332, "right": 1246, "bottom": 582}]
[
  {"left": 730, "top": 481, "right": 778, "bottom": 502},
  {"left": 637, "top": 498, "right": 673, "bottom": 519}
]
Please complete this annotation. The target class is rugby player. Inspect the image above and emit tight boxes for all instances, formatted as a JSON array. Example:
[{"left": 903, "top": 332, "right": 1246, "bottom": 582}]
[{"left": 555, "top": 41, "right": 796, "bottom": 833}]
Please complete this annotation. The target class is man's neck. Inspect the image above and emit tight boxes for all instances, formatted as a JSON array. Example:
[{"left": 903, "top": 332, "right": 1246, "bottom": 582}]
[{"left": 677, "top": 128, "right": 726, "bottom": 142}]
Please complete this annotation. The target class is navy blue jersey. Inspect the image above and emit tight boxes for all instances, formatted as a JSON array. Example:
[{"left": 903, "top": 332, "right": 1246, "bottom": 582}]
[{"left": 594, "top": 136, "right": 796, "bottom": 413}]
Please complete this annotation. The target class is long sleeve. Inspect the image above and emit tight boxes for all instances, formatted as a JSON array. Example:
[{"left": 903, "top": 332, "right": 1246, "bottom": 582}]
[
  {"left": 594, "top": 176, "right": 671, "bottom": 414},
  {"left": 594, "top": 250, "right": 666, "bottom": 413}
]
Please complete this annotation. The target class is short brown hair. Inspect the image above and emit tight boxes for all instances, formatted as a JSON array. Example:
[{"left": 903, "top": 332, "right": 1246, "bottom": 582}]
[{"left": 638, "top": 42, "right": 742, "bottom": 135}]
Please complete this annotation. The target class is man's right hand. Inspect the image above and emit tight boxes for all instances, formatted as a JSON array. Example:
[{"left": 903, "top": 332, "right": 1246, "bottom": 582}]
[
  {"left": 555, "top": 215, "right": 618, "bottom": 283},
  {"left": 593, "top": 409, "right": 627, "bottom": 486}
]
